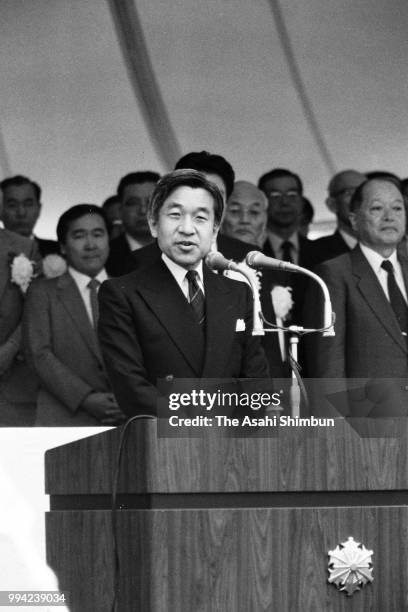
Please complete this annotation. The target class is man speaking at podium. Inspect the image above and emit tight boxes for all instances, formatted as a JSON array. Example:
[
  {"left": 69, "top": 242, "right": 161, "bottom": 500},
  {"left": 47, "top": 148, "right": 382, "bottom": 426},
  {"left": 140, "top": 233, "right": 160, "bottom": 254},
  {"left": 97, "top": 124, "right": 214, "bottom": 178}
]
[{"left": 98, "top": 169, "right": 270, "bottom": 417}]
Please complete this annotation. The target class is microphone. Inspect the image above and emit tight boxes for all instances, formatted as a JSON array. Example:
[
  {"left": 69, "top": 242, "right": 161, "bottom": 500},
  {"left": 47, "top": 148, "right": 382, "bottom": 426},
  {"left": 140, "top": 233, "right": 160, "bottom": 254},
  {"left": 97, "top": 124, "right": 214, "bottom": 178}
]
[
  {"left": 205, "top": 252, "right": 264, "bottom": 336},
  {"left": 246, "top": 251, "right": 301, "bottom": 273},
  {"left": 245, "top": 251, "right": 335, "bottom": 337},
  {"left": 205, "top": 251, "right": 241, "bottom": 273}
]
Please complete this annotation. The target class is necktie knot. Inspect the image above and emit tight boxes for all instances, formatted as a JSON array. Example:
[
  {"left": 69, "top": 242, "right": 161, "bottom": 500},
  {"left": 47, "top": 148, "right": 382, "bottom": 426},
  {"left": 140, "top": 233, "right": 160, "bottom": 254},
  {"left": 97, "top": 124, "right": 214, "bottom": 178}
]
[
  {"left": 88, "top": 278, "right": 101, "bottom": 291},
  {"left": 186, "top": 269, "right": 199, "bottom": 288},
  {"left": 381, "top": 260, "right": 394, "bottom": 274}
]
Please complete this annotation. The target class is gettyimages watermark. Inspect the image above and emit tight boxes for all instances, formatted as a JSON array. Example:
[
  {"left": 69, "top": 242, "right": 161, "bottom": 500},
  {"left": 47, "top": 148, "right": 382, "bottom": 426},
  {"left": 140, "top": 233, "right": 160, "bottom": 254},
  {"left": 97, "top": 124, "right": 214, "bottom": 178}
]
[{"left": 156, "top": 377, "right": 408, "bottom": 438}]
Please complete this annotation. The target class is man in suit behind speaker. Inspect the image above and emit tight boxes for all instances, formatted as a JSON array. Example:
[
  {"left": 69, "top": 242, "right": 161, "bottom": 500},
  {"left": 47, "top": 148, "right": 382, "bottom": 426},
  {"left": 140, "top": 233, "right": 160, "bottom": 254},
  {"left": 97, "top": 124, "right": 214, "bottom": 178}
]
[
  {"left": 23, "top": 204, "right": 125, "bottom": 426},
  {"left": 308, "top": 170, "right": 366, "bottom": 268},
  {"left": 305, "top": 177, "right": 408, "bottom": 417},
  {"left": 106, "top": 171, "right": 160, "bottom": 277},
  {"left": 0, "top": 175, "right": 59, "bottom": 257},
  {"left": 98, "top": 170, "right": 270, "bottom": 417}
]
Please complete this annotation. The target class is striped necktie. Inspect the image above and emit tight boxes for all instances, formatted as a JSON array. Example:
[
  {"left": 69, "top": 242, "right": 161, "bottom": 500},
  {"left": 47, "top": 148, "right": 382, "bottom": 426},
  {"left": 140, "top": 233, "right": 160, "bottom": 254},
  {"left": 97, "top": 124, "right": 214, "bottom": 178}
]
[{"left": 186, "top": 270, "right": 205, "bottom": 327}]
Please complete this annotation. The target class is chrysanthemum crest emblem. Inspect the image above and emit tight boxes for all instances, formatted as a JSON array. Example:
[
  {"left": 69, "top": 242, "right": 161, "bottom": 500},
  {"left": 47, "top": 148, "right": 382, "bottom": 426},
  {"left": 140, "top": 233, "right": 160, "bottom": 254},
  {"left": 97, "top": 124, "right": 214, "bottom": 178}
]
[{"left": 328, "top": 537, "right": 373, "bottom": 596}]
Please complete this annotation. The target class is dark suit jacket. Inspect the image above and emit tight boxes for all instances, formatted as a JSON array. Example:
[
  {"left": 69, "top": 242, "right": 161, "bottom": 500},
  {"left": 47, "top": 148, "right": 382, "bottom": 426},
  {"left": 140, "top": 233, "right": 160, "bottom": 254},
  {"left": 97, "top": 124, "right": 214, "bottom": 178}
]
[
  {"left": 308, "top": 230, "right": 351, "bottom": 268},
  {"left": 23, "top": 272, "right": 112, "bottom": 425},
  {"left": 0, "top": 229, "right": 40, "bottom": 425},
  {"left": 217, "top": 233, "right": 258, "bottom": 261},
  {"left": 305, "top": 245, "right": 408, "bottom": 416},
  {"left": 114, "top": 238, "right": 287, "bottom": 379},
  {"left": 106, "top": 234, "right": 133, "bottom": 277},
  {"left": 34, "top": 236, "right": 60, "bottom": 257},
  {"left": 98, "top": 259, "right": 270, "bottom": 416}
]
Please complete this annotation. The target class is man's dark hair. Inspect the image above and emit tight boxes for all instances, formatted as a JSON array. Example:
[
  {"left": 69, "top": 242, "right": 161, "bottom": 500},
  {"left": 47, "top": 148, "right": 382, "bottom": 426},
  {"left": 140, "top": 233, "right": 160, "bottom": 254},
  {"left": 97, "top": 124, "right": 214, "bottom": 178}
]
[
  {"left": 148, "top": 169, "right": 224, "bottom": 226},
  {"left": 175, "top": 151, "right": 235, "bottom": 199},
  {"left": 102, "top": 195, "right": 120, "bottom": 211},
  {"left": 117, "top": 172, "right": 161, "bottom": 201},
  {"left": 257, "top": 168, "right": 303, "bottom": 195},
  {"left": 350, "top": 178, "right": 403, "bottom": 213},
  {"left": 57, "top": 204, "right": 108, "bottom": 243},
  {"left": 365, "top": 171, "right": 401, "bottom": 190},
  {"left": 0, "top": 175, "right": 41, "bottom": 200}
]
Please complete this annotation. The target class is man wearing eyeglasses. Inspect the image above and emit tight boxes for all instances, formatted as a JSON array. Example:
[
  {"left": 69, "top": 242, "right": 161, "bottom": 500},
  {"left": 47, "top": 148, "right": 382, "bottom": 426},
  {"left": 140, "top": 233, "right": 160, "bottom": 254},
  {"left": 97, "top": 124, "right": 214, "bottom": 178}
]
[
  {"left": 257, "top": 168, "right": 315, "bottom": 326},
  {"left": 258, "top": 168, "right": 313, "bottom": 266},
  {"left": 309, "top": 170, "right": 366, "bottom": 268}
]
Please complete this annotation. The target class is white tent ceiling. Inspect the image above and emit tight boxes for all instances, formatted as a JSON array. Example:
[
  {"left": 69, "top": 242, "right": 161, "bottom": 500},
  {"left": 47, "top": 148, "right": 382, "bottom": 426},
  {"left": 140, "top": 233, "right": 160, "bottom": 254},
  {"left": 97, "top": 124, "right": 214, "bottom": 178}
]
[{"left": 0, "top": 0, "right": 407, "bottom": 238}]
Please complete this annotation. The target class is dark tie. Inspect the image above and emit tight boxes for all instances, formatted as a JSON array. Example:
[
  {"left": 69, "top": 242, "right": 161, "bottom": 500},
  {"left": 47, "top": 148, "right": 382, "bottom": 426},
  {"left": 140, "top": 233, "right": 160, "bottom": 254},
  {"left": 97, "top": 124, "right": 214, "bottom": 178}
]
[
  {"left": 186, "top": 270, "right": 205, "bottom": 327},
  {"left": 88, "top": 278, "right": 100, "bottom": 327},
  {"left": 381, "top": 260, "right": 408, "bottom": 335},
  {"left": 281, "top": 240, "right": 293, "bottom": 263}
]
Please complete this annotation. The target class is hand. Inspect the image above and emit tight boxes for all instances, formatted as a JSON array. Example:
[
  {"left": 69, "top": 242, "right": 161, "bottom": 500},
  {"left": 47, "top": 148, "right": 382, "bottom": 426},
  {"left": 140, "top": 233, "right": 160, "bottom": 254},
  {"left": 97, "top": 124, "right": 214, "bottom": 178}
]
[{"left": 80, "top": 392, "right": 127, "bottom": 425}]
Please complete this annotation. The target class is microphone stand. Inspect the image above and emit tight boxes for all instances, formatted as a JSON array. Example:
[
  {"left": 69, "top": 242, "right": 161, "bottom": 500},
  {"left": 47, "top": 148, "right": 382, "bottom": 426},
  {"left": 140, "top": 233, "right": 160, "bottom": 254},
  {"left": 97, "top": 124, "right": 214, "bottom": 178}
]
[{"left": 246, "top": 252, "right": 335, "bottom": 417}]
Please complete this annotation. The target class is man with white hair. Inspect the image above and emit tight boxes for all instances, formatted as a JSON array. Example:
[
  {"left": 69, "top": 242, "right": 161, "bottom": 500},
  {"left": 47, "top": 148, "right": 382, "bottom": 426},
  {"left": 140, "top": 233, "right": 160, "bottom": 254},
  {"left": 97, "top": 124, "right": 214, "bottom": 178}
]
[
  {"left": 221, "top": 181, "right": 267, "bottom": 248},
  {"left": 222, "top": 181, "right": 289, "bottom": 379}
]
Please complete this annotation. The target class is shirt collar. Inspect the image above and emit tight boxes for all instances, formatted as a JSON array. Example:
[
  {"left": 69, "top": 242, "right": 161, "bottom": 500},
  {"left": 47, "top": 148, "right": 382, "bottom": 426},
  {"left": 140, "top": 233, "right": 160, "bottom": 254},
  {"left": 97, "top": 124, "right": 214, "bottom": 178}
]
[
  {"left": 267, "top": 231, "right": 299, "bottom": 253},
  {"left": 68, "top": 266, "right": 108, "bottom": 290},
  {"left": 161, "top": 253, "right": 204, "bottom": 284},
  {"left": 359, "top": 243, "right": 398, "bottom": 273}
]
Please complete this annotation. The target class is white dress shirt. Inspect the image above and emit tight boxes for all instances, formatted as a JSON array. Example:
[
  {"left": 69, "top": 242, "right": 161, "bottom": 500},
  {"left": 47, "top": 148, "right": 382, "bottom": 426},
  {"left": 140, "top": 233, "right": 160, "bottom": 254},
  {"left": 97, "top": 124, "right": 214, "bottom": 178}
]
[
  {"left": 359, "top": 243, "right": 408, "bottom": 303},
  {"left": 68, "top": 267, "right": 108, "bottom": 325},
  {"left": 161, "top": 254, "right": 204, "bottom": 300}
]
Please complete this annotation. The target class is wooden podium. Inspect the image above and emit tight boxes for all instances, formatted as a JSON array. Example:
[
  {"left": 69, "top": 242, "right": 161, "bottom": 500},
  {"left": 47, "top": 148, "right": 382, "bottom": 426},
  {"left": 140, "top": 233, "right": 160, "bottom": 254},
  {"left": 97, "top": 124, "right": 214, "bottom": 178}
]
[{"left": 45, "top": 418, "right": 408, "bottom": 611}]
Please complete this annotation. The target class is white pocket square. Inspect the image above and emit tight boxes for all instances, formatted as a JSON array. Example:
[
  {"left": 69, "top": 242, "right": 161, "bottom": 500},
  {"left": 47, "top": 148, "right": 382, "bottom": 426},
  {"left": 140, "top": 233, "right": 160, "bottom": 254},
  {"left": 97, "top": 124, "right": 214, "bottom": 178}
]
[{"left": 235, "top": 318, "right": 245, "bottom": 332}]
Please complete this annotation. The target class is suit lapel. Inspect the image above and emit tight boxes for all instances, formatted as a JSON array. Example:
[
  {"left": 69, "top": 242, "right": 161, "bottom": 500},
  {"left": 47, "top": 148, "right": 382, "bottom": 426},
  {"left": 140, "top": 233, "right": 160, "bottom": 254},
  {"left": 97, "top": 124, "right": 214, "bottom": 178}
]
[
  {"left": 56, "top": 273, "right": 103, "bottom": 362},
  {"left": 352, "top": 246, "right": 407, "bottom": 353},
  {"left": 137, "top": 260, "right": 205, "bottom": 375}
]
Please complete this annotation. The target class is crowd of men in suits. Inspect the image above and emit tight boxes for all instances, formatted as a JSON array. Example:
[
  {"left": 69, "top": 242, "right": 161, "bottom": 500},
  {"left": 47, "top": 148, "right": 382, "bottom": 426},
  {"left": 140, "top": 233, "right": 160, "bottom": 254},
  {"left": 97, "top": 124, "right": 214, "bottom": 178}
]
[{"left": 1, "top": 153, "right": 408, "bottom": 425}]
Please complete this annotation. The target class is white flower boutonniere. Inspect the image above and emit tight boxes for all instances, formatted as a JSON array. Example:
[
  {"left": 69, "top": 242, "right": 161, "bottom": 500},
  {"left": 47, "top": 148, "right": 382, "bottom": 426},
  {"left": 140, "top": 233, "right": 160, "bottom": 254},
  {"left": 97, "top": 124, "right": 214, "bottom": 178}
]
[
  {"left": 271, "top": 285, "right": 293, "bottom": 320},
  {"left": 42, "top": 254, "right": 67, "bottom": 278},
  {"left": 10, "top": 253, "right": 36, "bottom": 294}
]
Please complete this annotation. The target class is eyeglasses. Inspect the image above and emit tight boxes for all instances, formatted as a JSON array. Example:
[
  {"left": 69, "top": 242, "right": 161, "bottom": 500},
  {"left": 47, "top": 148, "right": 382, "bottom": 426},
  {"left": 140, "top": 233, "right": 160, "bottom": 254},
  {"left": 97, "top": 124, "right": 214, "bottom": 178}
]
[{"left": 267, "top": 190, "right": 300, "bottom": 202}]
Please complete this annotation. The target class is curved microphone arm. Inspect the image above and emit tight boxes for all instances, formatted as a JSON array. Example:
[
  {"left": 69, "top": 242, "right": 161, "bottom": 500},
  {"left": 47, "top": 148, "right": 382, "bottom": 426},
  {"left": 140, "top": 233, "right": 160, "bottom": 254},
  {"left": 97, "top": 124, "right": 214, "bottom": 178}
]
[
  {"left": 205, "top": 252, "right": 265, "bottom": 336},
  {"left": 245, "top": 251, "right": 335, "bottom": 337}
]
